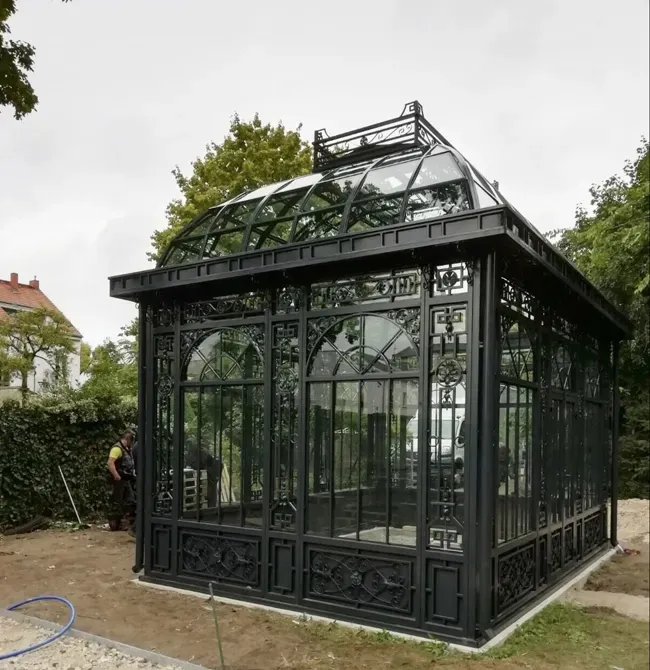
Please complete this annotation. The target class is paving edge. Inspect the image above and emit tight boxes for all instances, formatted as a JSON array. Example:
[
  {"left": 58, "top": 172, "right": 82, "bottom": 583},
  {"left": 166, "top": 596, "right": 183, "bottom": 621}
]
[
  {"left": 0, "top": 609, "right": 210, "bottom": 670},
  {"left": 133, "top": 547, "right": 616, "bottom": 655}
]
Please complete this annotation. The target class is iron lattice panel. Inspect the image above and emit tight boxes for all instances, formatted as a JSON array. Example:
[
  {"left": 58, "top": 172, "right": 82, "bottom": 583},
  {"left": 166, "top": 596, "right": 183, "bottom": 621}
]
[
  {"left": 179, "top": 531, "right": 261, "bottom": 588},
  {"left": 305, "top": 546, "right": 414, "bottom": 617}
]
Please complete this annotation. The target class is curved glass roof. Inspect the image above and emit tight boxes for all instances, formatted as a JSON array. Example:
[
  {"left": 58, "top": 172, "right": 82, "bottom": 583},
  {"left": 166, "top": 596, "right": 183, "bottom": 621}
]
[{"left": 159, "top": 142, "right": 504, "bottom": 268}]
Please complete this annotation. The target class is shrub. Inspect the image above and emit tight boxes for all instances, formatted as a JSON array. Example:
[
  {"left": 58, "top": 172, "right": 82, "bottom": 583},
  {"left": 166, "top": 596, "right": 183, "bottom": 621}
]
[{"left": 0, "top": 393, "right": 136, "bottom": 529}]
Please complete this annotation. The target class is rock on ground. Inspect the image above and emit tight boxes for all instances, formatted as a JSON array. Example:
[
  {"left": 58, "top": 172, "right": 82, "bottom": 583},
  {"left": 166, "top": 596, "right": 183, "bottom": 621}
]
[{"left": 0, "top": 617, "right": 185, "bottom": 670}]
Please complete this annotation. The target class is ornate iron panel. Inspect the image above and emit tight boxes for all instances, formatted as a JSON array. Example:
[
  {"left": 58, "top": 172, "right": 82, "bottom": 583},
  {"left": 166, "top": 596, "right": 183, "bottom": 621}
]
[{"left": 305, "top": 546, "right": 413, "bottom": 616}]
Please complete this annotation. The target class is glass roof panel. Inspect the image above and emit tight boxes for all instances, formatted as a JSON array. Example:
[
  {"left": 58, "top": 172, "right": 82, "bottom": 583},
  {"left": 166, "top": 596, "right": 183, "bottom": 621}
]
[
  {"left": 347, "top": 195, "right": 403, "bottom": 232},
  {"left": 293, "top": 207, "right": 344, "bottom": 242},
  {"left": 216, "top": 199, "right": 264, "bottom": 229},
  {"left": 405, "top": 183, "right": 470, "bottom": 221},
  {"left": 235, "top": 179, "right": 292, "bottom": 202},
  {"left": 354, "top": 159, "right": 420, "bottom": 199},
  {"left": 300, "top": 173, "right": 363, "bottom": 212},
  {"left": 410, "top": 153, "right": 464, "bottom": 189},
  {"left": 247, "top": 219, "right": 293, "bottom": 250},
  {"left": 203, "top": 230, "right": 245, "bottom": 257},
  {"left": 474, "top": 182, "right": 499, "bottom": 208},
  {"left": 254, "top": 187, "right": 310, "bottom": 223},
  {"left": 183, "top": 209, "right": 221, "bottom": 237},
  {"left": 164, "top": 235, "right": 205, "bottom": 265}
]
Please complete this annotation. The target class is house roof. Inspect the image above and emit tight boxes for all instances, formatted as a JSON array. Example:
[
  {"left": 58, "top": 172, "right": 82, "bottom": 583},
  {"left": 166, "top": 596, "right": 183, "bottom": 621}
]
[{"left": 0, "top": 277, "right": 82, "bottom": 338}]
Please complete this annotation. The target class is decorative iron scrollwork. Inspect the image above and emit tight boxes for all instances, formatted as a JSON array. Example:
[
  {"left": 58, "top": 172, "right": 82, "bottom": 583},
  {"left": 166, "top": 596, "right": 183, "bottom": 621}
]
[
  {"left": 310, "top": 270, "right": 421, "bottom": 309},
  {"left": 497, "top": 542, "right": 536, "bottom": 613},
  {"left": 181, "top": 534, "right": 259, "bottom": 586},
  {"left": 152, "top": 303, "right": 175, "bottom": 328},
  {"left": 583, "top": 513, "right": 602, "bottom": 554},
  {"left": 158, "top": 374, "right": 173, "bottom": 398},
  {"left": 182, "top": 291, "right": 269, "bottom": 324},
  {"left": 308, "top": 551, "right": 411, "bottom": 613},
  {"left": 550, "top": 531, "right": 562, "bottom": 573},
  {"left": 154, "top": 335, "right": 174, "bottom": 360},
  {"left": 386, "top": 308, "right": 420, "bottom": 345},
  {"left": 434, "top": 358, "right": 463, "bottom": 388}
]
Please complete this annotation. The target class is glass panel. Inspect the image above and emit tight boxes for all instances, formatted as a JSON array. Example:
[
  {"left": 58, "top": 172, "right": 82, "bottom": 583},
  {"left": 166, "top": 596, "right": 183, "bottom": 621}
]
[
  {"left": 500, "top": 320, "right": 534, "bottom": 382},
  {"left": 185, "top": 210, "right": 221, "bottom": 237},
  {"left": 203, "top": 230, "right": 244, "bottom": 257},
  {"left": 246, "top": 219, "right": 293, "bottom": 249},
  {"left": 300, "top": 174, "right": 362, "bottom": 212},
  {"left": 347, "top": 196, "right": 403, "bottom": 232},
  {"left": 428, "top": 305, "right": 467, "bottom": 551},
  {"left": 405, "top": 183, "right": 470, "bottom": 221},
  {"left": 164, "top": 236, "right": 205, "bottom": 265},
  {"left": 253, "top": 188, "right": 309, "bottom": 223},
  {"left": 354, "top": 159, "right": 420, "bottom": 199},
  {"left": 236, "top": 180, "right": 291, "bottom": 202},
  {"left": 411, "top": 153, "right": 464, "bottom": 189},
  {"left": 182, "top": 385, "right": 264, "bottom": 527},
  {"left": 497, "top": 384, "right": 533, "bottom": 544},
  {"left": 293, "top": 207, "right": 344, "bottom": 242},
  {"left": 218, "top": 199, "right": 263, "bottom": 229},
  {"left": 475, "top": 182, "right": 499, "bottom": 208},
  {"left": 307, "top": 382, "right": 332, "bottom": 535},
  {"left": 309, "top": 315, "right": 418, "bottom": 377},
  {"left": 185, "top": 327, "right": 263, "bottom": 381}
]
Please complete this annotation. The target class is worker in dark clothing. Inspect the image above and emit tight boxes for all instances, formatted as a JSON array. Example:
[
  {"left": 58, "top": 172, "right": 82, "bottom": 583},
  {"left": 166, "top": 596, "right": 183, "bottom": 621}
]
[
  {"left": 107, "top": 429, "right": 136, "bottom": 535},
  {"left": 186, "top": 442, "right": 222, "bottom": 509}
]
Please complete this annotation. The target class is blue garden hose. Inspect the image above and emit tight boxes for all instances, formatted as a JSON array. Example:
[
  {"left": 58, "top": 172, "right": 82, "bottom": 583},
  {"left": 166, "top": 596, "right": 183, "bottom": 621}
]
[{"left": 0, "top": 596, "right": 76, "bottom": 660}]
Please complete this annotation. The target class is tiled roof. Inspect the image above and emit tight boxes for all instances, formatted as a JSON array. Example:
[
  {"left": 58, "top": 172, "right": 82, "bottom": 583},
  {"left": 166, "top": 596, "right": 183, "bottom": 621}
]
[{"left": 0, "top": 279, "right": 82, "bottom": 338}]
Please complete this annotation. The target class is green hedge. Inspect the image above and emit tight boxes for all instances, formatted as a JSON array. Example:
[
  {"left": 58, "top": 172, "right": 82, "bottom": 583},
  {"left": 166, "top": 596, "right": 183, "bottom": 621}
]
[{"left": 0, "top": 395, "right": 136, "bottom": 529}]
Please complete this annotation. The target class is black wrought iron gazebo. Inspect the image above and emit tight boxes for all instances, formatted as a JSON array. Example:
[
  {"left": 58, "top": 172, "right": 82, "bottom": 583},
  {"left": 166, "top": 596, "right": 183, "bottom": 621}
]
[{"left": 109, "top": 102, "right": 630, "bottom": 647}]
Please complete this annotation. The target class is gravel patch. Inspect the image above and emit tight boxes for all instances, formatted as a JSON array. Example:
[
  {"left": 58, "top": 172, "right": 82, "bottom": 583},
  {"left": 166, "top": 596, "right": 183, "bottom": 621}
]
[
  {"left": 0, "top": 617, "right": 186, "bottom": 669},
  {"left": 615, "top": 498, "right": 650, "bottom": 543}
]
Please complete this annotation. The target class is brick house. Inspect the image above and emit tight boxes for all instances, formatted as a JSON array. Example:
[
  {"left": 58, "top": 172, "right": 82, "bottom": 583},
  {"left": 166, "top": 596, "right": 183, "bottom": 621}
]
[{"left": 0, "top": 272, "right": 82, "bottom": 394}]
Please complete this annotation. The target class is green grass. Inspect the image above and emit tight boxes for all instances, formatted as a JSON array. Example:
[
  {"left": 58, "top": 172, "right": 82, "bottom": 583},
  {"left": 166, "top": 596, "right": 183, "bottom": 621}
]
[{"left": 280, "top": 603, "right": 649, "bottom": 669}]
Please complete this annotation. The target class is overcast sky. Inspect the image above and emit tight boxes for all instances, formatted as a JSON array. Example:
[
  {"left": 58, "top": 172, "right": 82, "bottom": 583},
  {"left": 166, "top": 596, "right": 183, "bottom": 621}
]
[{"left": 1, "top": 0, "right": 648, "bottom": 346}]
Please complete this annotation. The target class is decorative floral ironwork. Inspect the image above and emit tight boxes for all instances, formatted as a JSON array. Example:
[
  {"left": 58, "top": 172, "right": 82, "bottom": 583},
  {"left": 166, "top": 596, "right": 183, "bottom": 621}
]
[
  {"left": 154, "top": 335, "right": 174, "bottom": 360},
  {"left": 180, "top": 330, "right": 202, "bottom": 361},
  {"left": 434, "top": 358, "right": 463, "bottom": 388},
  {"left": 386, "top": 308, "right": 420, "bottom": 345},
  {"left": 308, "top": 551, "right": 411, "bottom": 613},
  {"left": 157, "top": 374, "right": 173, "bottom": 398},
  {"left": 310, "top": 270, "right": 421, "bottom": 309},
  {"left": 583, "top": 513, "right": 602, "bottom": 554},
  {"left": 497, "top": 542, "right": 536, "bottom": 613},
  {"left": 181, "top": 534, "right": 259, "bottom": 586},
  {"left": 277, "top": 286, "right": 301, "bottom": 313},
  {"left": 151, "top": 304, "right": 175, "bottom": 328},
  {"left": 307, "top": 316, "right": 338, "bottom": 351},
  {"left": 564, "top": 525, "right": 575, "bottom": 562},
  {"left": 181, "top": 291, "right": 269, "bottom": 324},
  {"left": 550, "top": 530, "right": 562, "bottom": 573}
]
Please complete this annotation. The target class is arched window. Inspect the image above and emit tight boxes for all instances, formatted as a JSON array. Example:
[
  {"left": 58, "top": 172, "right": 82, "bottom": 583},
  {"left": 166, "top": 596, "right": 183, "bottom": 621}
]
[
  {"left": 305, "top": 311, "right": 420, "bottom": 546},
  {"left": 181, "top": 326, "right": 265, "bottom": 528}
]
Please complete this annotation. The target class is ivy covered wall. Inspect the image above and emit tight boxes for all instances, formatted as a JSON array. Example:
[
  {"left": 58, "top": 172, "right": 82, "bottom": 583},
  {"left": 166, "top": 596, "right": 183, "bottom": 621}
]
[{"left": 0, "top": 396, "right": 136, "bottom": 529}]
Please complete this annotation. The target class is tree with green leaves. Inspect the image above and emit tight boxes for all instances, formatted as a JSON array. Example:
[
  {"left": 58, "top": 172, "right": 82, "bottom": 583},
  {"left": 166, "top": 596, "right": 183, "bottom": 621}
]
[
  {"left": 81, "top": 332, "right": 138, "bottom": 400},
  {"left": 149, "top": 113, "right": 312, "bottom": 262},
  {"left": 550, "top": 138, "right": 649, "bottom": 498},
  {"left": 0, "top": 1, "right": 71, "bottom": 119},
  {"left": 0, "top": 307, "right": 76, "bottom": 403}
]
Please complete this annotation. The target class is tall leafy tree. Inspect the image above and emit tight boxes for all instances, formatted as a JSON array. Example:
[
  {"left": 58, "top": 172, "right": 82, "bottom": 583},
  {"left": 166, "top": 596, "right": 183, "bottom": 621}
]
[
  {"left": 551, "top": 139, "right": 649, "bottom": 498},
  {"left": 149, "top": 113, "right": 313, "bottom": 262},
  {"left": 0, "top": 1, "right": 71, "bottom": 119},
  {"left": 0, "top": 307, "right": 76, "bottom": 403}
]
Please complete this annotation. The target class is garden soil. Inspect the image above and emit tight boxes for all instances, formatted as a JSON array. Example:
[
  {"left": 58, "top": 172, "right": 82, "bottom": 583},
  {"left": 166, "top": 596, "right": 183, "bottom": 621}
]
[{"left": 0, "top": 498, "right": 647, "bottom": 670}]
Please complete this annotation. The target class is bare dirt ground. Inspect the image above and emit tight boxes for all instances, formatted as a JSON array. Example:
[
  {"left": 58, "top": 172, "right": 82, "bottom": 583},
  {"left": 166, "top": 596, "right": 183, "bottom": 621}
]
[{"left": 0, "top": 501, "right": 648, "bottom": 670}]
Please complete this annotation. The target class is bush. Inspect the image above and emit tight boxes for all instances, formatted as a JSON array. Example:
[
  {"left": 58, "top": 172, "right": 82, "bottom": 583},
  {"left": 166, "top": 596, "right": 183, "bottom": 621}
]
[{"left": 0, "top": 393, "right": 136, "bottom": 529}]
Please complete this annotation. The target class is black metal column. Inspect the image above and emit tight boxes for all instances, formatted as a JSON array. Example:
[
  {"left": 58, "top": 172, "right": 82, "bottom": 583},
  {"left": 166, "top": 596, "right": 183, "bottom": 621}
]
[
  {"left": 464, "top": 259, "right": 482, "bottom": 637},
  {"left": 610, "top": 340, "right": 620, "bottom": 547},
  {"left": 478, "top": 253, "right": 498, "bottom": 633},
  {"left": 133, "top": 304, "right": 147, "bottom": 573}
]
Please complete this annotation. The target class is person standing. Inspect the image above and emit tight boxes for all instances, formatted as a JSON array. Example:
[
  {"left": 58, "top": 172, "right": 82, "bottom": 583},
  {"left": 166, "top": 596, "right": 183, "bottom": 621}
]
[{"left": 107, "top": 429, "right": 136, "bottom": 535}]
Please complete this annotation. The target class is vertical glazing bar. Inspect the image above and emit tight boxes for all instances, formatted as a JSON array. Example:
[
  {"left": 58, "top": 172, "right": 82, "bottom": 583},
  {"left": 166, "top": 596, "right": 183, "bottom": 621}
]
[
  {"left": 196, "top": 389, "right": 202, "bottom": 522},
  {"left": 133, "top": 304, "right": 147, "bottom": 574},
  {"left": 261, "top": 303, "right": 273, "bottom": 595},
  {"left": 357, "top": 380, "right": 363, "bottom": 541},
  {"left": 329, "top": 383, "right": 336, "bottom": 538},
  {"left": 296, "top": 287, "right": 308, "bottom": 605},
  {"left": 610, "top": 341, "right": 620, "bottom": 547},
  {"left": 478, "top": 253, "right": 498, "bottom": 632}
]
